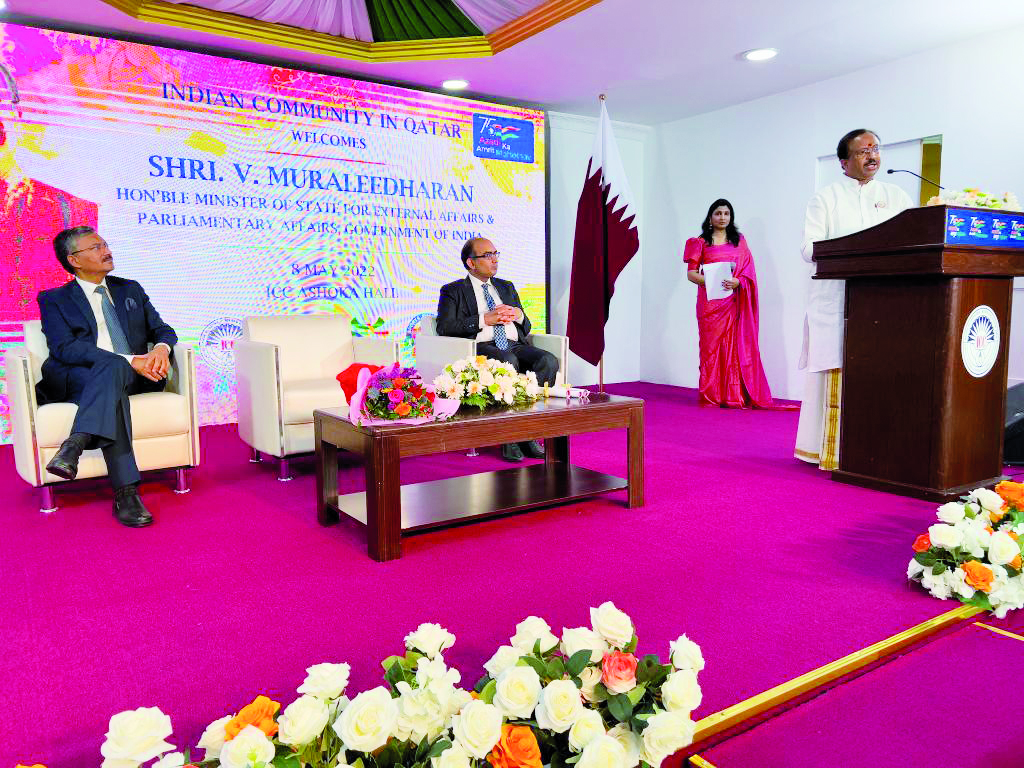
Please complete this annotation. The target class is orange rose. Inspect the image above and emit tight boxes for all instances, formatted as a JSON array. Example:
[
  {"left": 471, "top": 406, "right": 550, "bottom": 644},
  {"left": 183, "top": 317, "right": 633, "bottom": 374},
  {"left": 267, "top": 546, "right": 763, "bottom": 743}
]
[
  {"left": 961, "top": 561, "right": 995, "bottom": 593},
  {"left": 1011, "top": 554, "right": 1022, "bottom": 571},
  {"left": 995, "top": 480, "right": 1024, "bottom": 508},
  {"left": 912, "top": 533, "right": 931, "bottom": 553},
  {"left": 1008, "top": 532, "right": 1020, "bottom": 542},
  {"left": 225, "top": 694, "right": 280, "bottom": 740},
  {"left": 601, "top": 650, "right": 638, "bottom": 694},
  {"left": 488, "top": 724, "right": 542, "bottom": 768},
  {"left": 392, "top": 377, "right": 408, "bottom": 388},
  {"left": 395, "top": 402, "right": 412, "bottom": 417}
]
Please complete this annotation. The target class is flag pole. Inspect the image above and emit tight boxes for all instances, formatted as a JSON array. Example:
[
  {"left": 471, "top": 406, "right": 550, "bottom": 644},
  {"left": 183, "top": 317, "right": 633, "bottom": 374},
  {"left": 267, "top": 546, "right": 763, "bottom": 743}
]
[{"left": 598, "top": 93, "right": 606, "bottom": 395}]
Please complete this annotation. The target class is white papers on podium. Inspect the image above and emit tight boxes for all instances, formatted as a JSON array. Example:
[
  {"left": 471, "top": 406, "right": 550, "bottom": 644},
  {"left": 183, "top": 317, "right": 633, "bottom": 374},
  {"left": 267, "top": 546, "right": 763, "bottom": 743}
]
[
  {"left": 702, "top": 261, "right": 735, "bottom": 300},
  {"left": 546, "top": 386, "right": 591, "bottom": 401}
]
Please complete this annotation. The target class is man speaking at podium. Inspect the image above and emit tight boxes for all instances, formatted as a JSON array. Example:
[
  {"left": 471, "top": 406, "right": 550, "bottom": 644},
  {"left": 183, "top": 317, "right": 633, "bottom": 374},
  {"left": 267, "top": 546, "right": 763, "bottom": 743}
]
[
  {"left": 436, "top": 236, "right": 559, "bottom": 462},
  {"left": 795, "top": 129, "right": 913, "bottom": 470}
]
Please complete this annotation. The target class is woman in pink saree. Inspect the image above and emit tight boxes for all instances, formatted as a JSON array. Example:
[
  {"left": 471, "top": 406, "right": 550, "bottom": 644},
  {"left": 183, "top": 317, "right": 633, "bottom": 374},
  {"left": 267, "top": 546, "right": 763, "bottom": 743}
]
[{"left": 684, "top": 199, "right": 774, "bottom": 407}]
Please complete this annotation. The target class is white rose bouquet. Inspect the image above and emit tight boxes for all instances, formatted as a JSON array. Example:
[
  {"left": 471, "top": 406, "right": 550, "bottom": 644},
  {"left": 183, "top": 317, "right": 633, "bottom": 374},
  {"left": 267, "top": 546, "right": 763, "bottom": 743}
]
[
  {"left": 96, "top": 606, "right": 703, "bottom": 768},
  {"left": 908, "top": 481, "right": 1024, "bottom": 617},
  {"left": 432, "top": 355, "right": 540, "bottom": 411}
]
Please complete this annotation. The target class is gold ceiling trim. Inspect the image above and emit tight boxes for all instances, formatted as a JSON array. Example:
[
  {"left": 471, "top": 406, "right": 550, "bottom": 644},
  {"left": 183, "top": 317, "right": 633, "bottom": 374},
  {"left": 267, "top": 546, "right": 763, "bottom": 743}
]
[{"left": 96, "top": 0, "right": 600, "bottom": 63}]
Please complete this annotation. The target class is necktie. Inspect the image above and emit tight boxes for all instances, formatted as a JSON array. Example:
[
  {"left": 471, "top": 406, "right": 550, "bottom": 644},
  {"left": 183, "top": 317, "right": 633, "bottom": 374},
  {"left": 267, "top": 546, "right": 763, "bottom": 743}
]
[
  {"left": 481, "top": 283, "right": 509, "bottom": 351},
  {"left": 95, "top": 285, "right": 131, "bottom": 355}
]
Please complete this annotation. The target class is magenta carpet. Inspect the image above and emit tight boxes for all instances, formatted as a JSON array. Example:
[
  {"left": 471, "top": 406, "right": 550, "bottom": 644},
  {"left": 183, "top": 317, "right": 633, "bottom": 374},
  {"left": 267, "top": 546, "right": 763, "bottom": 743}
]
[
  {"left": 0, "top": 382, "right": 990, "bottom": 766},
  {"left": 702, "top": 621, "right": 1024, "bottom": 767}
]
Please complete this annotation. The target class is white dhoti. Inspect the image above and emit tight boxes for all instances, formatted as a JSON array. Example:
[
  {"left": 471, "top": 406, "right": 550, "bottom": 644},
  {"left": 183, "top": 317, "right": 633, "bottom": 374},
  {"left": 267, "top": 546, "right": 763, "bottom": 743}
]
[{"left": 794, "top": 369, "right": 842, "bottom": 471}]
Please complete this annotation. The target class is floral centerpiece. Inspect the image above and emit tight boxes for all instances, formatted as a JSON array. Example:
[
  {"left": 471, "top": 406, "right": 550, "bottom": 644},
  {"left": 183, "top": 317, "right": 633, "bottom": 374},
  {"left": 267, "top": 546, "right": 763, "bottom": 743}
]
[
  {"left": 95, "top": 602, "right": 703, "bottom": 768},
  {"left": 926, "top": 188, "right": 1022, "bottom": 211},
  {"left": 908, "top": 481, "right": 1024, "bottom": 617},
  {"left": 432, "top": 356, "right": 540, "bottom": 411},
  {"left": 348, "top": 362, "right": 460, "bottom": 426}
]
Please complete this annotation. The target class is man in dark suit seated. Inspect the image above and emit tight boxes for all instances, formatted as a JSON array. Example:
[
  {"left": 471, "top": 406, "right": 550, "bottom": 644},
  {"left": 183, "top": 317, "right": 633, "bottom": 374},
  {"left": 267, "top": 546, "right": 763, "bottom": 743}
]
[
  {"left": 37, "top": 226, "right": 177, "bottom": 527},
  {"left": 436, "top": 237, "right": 559, "bottom": 462}
]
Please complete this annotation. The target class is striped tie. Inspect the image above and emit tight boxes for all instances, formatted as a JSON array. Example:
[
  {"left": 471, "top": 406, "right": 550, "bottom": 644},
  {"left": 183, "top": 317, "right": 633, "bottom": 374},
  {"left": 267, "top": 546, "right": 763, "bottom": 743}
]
[
  {"left": 481, "top": 283, "right": 509, "bottom": 351},
  {"left": 95, "top": 285, "right": 131, "bottom": 355}
]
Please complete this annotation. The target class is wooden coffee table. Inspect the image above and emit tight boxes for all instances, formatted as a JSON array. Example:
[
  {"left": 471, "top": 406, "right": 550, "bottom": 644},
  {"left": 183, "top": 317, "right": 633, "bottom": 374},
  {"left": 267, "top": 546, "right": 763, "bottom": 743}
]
[{"left": 314, "top": 393, "right": 644, "bottom": 560}]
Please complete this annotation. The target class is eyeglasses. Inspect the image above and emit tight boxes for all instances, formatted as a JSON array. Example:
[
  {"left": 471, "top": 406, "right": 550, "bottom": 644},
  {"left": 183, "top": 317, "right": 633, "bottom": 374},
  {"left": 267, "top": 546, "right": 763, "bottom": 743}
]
[
  {"left": 473, "top": 251, "right": 500, "bottom": 260},
  {"left": 71, "top": 241, "right": 109, "bottom": 255},
  {"left": 850, "top": 147, "right": 880, "bottom": 158}
]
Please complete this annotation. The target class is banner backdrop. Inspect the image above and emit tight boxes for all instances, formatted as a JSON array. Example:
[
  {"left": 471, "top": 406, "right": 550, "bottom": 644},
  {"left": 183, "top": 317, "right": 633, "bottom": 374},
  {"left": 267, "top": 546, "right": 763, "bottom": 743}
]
[{"left": 0, "top": 23, "right": 547, "bottom": 441}]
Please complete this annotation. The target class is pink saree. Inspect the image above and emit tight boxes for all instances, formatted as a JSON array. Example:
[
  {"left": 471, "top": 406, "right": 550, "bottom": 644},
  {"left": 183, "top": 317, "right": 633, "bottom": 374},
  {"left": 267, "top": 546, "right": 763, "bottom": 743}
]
[{"left": 684, "top": 234, "right": 774, "bottom": 407}]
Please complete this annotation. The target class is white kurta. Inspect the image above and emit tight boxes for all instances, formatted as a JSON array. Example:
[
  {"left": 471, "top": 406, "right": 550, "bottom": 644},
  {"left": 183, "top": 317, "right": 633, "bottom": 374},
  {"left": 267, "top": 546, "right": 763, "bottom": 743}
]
[{"left": 799, "top": 175, "right": 914, "bottom": 372}]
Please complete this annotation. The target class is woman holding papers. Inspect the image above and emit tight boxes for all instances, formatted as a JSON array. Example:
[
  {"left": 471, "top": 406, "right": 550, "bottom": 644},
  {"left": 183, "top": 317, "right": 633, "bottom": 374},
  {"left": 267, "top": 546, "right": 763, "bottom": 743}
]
[{"left": 684, "top": 198, "right": 774, "bottom": 407}]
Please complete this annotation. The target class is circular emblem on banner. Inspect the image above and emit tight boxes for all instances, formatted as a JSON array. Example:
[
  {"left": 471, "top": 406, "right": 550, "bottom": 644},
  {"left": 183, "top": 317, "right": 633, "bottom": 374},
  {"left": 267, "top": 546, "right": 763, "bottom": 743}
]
[
  {"left": 960, "top": 305, "right": 1000, "bottom": 378},
  {"left": 199, "top": 316, "right": 244, "bottom": 371}
]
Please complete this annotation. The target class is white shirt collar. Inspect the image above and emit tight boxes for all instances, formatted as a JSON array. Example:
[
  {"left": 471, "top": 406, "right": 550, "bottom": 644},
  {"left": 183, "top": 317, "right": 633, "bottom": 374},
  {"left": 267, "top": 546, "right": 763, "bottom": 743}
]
[
  {"left": 840, "top": 173, "right": 875, "bottom": 190},
  {"left": 76, "top": 275, "right": 109, "bottom": 295},
  {"left": 467, "top": 272, "right": 491, "bottom": 289}
]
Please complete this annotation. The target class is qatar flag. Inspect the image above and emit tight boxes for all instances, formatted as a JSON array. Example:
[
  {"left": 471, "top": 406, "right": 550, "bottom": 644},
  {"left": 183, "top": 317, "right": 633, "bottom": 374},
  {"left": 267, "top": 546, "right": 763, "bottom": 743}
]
[{"left": 567, "top": 101, "right": 639, "bottom": 367}]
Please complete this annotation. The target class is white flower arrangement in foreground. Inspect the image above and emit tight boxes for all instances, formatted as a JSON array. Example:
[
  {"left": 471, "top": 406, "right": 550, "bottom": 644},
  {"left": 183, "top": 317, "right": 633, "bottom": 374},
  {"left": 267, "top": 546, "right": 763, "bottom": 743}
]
[
  {"left": 908, "top": 481, "right": 1024, "bottom": 618},
  {"left": 96, "top": 603, "right": 703, "bottom": 768},
  {"left": 926, "top": 188, "right": 1022, "bottom": 211},
  {"left": 432, "top": 355, "right": 540, "bottom": 410}
]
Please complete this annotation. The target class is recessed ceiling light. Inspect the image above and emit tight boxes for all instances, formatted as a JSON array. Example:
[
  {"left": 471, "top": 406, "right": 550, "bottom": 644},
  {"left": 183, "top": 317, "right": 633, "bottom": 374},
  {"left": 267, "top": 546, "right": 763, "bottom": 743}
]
[
  {"left": 742, "top": 48, "right": 778, "bottom": 62},
  {"left": 442, "top": 79, "right": 469, "bottom": 91}
]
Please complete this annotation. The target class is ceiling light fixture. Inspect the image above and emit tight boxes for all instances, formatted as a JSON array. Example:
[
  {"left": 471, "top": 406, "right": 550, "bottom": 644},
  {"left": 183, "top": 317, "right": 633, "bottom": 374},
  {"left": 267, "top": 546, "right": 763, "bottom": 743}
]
[
  {"left": 742, "top": 48, "right": 778, "bottom": 62},
  {"left": 441, "top": 79, "right": 469, "bottom": 91}
]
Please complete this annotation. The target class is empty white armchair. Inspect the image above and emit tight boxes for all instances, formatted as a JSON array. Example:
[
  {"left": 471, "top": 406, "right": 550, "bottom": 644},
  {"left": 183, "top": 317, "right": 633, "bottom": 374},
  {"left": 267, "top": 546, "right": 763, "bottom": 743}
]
[
  {"left": 415, "top": 314, "right": 569, "bottom": 388},
  {"left": 234, "top": 313, "right": 398, "bottom": 480},
  {"left": 6, "top": 320, "right": 200, "bottom": 512}
]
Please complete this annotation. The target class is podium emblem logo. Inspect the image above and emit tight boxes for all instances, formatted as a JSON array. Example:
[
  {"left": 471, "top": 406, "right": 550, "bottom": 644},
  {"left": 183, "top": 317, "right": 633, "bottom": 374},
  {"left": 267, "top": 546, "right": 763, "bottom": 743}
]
[{"left": 960, "top": 305, "right": 1000, "bottom": 378}]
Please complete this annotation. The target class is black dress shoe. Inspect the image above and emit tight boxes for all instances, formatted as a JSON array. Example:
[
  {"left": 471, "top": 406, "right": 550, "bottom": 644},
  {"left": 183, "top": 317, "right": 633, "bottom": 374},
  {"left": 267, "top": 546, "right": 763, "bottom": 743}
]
[
  {"left": 45, "top": 432, "right": 90, "bottom": 480},
  {"left": 519, "top": 440, "right": 545, "bottom": 459},
  {"left": 500, "top": 442, "right": 524, "bottom": 462},
  {"left": 113, "top": 486, "right": 154, "bottom": 528}
]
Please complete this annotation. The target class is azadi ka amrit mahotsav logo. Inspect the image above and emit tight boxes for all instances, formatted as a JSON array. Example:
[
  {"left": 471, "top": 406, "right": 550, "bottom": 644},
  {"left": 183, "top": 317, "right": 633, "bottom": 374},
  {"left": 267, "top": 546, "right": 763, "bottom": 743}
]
[{"left": 472, "top": 114, "right": 534, "bottom": 163}]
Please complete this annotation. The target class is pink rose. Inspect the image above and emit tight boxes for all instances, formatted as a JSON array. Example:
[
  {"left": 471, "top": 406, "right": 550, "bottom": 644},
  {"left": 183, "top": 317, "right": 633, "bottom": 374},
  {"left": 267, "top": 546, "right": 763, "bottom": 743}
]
[
  {"left": 601, "top": 651, "right": 638, "bottom": 694},
  {"left": 388, "top": 389, "right": 404, "bottom": 404}
]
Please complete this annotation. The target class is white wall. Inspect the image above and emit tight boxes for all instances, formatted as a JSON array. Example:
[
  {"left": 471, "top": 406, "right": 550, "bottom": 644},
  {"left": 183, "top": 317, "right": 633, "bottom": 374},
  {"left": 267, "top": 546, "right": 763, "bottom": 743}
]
[
  {"left": 637, "top": 24, "right": 1024, "bottom": 397},
  {"left": 547, "top": 112, "right": 651, "bottom": 386}
]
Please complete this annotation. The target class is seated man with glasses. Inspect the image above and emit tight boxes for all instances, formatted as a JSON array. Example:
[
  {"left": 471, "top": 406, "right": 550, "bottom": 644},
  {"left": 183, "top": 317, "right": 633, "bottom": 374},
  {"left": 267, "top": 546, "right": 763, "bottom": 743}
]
[
  {"left": 436, "top": 236, "right": 559, "bottom": 462},
  {"left": 36, "top": 225, "right": 177, "bottom": 527},
  {"left": 795, "top": 129, "right": 914, "bottom": 472}
]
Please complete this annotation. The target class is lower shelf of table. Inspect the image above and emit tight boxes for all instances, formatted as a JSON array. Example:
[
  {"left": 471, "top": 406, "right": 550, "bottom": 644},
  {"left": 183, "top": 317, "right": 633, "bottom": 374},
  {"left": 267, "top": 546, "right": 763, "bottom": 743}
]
[{"left": 329, "top": 463, "right": 628, "bottom": 531}]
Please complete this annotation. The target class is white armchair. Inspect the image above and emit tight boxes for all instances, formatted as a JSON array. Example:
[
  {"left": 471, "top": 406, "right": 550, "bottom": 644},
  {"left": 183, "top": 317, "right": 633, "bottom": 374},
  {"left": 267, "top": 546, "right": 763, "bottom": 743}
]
[
  {"left": 234, "top": 313, "right": 398, "bottom": 480},
  {"left": 6, "top": 320, "right": 200, "bottom": 513},
  {"left": 415, "top": 314, "right": 569, "bottom": 388}
]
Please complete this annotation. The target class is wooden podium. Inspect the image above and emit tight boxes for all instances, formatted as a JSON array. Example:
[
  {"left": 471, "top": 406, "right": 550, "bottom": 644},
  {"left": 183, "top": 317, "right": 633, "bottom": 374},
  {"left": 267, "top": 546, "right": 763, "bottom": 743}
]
[{"left": 814, "top": 205, "right": 1024, "bottom": 500}]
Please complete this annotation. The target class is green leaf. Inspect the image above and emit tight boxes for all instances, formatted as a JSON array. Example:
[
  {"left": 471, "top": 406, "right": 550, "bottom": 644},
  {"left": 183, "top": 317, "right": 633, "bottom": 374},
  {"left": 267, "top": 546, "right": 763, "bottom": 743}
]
[
  {"left": 566, "top": 650, "right": 592, "bottom": 677},
  {"left": 607, "top": 692, "right": 634, "bottom": 722},
  {"left": 546, "top": 657, "right": 566, "bottom": 680},
  {"left": 624, "top": 633, "right": 638, "bottom": 653},
  {"left": 635, "top": 654, "right": 661, "bottom": 684},
  {"left": 473, "top": 674, "right": 490, "bottom": 693},
  {"left": 522, "top": 656, "right": 548, "bottom": 677},
  {"left": 625, "top": 683, "right": 647, "bottom": 706},
  {"left": 914, "top": 551, "right": 936, "bottom": 566},
  {"left": 381, "top": 654, "right": 405, "bottom": 670},
  {"left": 273, "top": 754, "right": 302, "bottom": 768},
  {"left": 967, "top": 592, "right": 993, "bottom": 611},
  {"left": 428, "top": 739, "right": 453, "bottom": 758},
  {"left": 384, "top": 660, "right": 407, "bottom": 690},
  {"left": 931, "top": 563, "right": 947, "bottom": 576},
  {"left": 480, "top": 678, "right": 497, "bottom": 705}
]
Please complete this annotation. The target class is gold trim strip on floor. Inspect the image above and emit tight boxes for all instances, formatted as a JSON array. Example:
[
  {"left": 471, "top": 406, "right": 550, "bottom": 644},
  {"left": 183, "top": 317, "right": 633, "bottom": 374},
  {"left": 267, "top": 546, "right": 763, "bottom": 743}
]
[
  {"left": 693, "top": 604, "right": 980, "bottom": 743},
  {"left": 689, "top": 756, "right": 718, "bottom": 768},
  {"left": 974, "top": 622, "right": 1024, "bottom": 643}
]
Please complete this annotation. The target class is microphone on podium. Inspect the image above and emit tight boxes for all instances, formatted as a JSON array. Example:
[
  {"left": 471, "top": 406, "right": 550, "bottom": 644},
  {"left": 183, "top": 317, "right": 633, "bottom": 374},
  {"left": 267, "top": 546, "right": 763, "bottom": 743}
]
[{"left": 887, "top": 168, "right": 943, "bottom": 190}]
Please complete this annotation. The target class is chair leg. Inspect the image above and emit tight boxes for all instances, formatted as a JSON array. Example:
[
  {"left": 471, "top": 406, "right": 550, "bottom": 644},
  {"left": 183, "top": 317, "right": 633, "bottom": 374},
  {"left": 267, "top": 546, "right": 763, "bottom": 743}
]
[
  {"left": 278, "top": 457, "right": 293, "bottom": 481},
  {"left": 40, "top": 486, "right": 57, "bottom": 514},
  {"left": 249, "top": 446, "right": 261, "bottom": 463},
  {"left": 174, "top": 468, "right": 191, "bottom": 494}
]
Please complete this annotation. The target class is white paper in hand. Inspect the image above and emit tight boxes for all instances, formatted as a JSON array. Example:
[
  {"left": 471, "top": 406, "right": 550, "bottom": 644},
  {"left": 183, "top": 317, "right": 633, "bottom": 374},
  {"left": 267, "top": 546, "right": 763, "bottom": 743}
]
[{"left": 702, "top": 262, "right": 735, "bottom": 300}]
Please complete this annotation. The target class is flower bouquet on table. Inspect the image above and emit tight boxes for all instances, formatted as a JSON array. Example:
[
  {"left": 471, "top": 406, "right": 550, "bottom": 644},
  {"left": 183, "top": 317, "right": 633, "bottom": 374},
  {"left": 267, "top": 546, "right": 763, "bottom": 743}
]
[
  {"left": 347, "top": 362, "right": 460, "bottom": 426},
  {"left": 926, "top": 188, "right": 1022, "bottom": 211},
  {"left": 432, "top": 355, "right": 540, "bottom": 411},
  {"left": 97, "top": 601, "right": 703, "bottom": 768},
  {"left": 908, "top": 481, "right": 1024, "bottom": 617}
]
